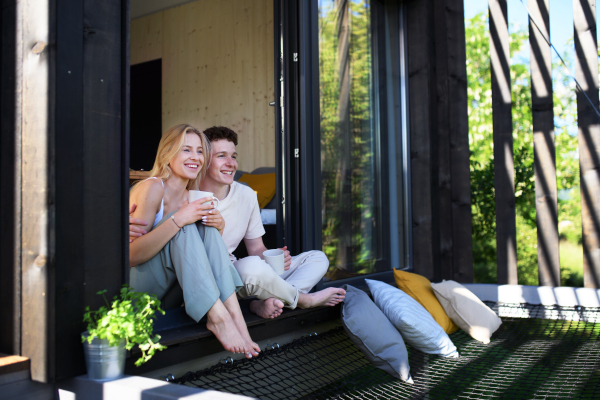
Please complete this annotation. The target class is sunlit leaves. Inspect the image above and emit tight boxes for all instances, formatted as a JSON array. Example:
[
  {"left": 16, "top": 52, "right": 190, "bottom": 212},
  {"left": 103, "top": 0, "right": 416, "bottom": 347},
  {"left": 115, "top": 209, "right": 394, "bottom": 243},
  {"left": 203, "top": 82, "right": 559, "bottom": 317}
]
[
  {"left": 467, "top": 12, "right": 581, "bottom": 285},
  {"left": 82, "top": 285, "right": 166, "bottom": 367}
]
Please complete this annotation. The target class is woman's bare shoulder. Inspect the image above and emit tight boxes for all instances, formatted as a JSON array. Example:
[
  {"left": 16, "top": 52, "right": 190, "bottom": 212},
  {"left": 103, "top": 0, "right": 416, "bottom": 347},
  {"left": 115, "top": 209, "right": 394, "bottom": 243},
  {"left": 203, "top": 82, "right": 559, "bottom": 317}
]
[{"left": 130, "top": 178, "right": 164, "bottom": 204}]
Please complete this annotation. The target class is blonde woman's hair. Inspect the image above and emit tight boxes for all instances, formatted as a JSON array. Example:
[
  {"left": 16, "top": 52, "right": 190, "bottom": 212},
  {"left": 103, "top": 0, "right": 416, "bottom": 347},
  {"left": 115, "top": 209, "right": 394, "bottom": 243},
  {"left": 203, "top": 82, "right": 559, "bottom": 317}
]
[{"left": 134, "top": 124, "right": 211, "bottom": 190}]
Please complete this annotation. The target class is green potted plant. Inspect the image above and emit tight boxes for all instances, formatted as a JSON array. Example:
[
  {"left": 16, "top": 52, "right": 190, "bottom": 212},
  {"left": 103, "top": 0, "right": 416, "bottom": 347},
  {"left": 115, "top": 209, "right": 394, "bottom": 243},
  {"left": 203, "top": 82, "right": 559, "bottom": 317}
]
[{"left": 82, "top": 285, "right": 167, "bottom": 381}]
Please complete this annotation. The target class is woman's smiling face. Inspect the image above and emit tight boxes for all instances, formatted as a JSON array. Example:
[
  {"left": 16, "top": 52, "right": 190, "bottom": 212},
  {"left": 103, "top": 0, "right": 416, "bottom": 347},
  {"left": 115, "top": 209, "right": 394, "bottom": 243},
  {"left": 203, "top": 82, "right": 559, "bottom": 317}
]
[
  {"left": 205, "top": 139, "right": 237, "bottom": 186},
  {"left": 169, "top": 133, "right": 204, "bottom": 180}
]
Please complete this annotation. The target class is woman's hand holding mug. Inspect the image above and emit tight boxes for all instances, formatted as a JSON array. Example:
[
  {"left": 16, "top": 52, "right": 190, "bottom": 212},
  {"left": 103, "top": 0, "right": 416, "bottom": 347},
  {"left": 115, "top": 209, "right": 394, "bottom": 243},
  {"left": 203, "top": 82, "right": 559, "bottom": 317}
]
[{"left": 172, "top": 196, "right": 216, "bottom": 227}]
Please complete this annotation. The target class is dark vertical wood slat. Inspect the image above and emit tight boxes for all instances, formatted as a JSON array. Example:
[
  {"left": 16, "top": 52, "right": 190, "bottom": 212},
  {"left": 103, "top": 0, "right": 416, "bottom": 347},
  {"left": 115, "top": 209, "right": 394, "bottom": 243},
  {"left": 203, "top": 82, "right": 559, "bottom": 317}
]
[
  {"left": 54, "top": 0, "right": 126, "bottom": 380},
  {"left": 54, "top": 0, "right": 85, "bottom": 380},
  {"left": 433, "top": 0, "right": 453, "bottom": 282},
  {"left": 407, "top": 0, "right": 436, "bottom": 280},
  {"left": 273, "top": 0, "right": 284, "bottom": 250},
  {"left": 20, "top": 0, "right": 54, "bottom": 382},
  {"left": 530, "top": 0, "right": 559, "bottom": 286},
  {"left": 573, "top": 0, "right": 600, "bottom": 288},
  {"left": 281, "top": 0, "right": 301, "bottom": 255},
  {"left": 82, "top": 1, "right": 125, "bottom": 306},
  {"left": 489, "top": 0, "right": 518, "bottom": 284},
  {"left": 0, "top": 0, "right": 22, "bottom": 356},
  {"left": 122, "top": 0, "right": 131, "bottom": 284},
  {"left": 298, "top": 0, "right": 322, "bottom": 252},
  {"left": 290, "top": 0, "right": 302, "bottom": 256},
  {"left": 447, "top": 0, "right": 474, "bottom": 283}
]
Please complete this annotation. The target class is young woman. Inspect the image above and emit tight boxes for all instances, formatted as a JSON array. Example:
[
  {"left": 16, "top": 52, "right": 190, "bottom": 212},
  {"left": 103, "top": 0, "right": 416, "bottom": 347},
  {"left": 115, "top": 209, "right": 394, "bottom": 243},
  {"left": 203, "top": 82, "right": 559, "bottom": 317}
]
[{"left": 129, "top": 124, "right": 259, "bottom": 358}]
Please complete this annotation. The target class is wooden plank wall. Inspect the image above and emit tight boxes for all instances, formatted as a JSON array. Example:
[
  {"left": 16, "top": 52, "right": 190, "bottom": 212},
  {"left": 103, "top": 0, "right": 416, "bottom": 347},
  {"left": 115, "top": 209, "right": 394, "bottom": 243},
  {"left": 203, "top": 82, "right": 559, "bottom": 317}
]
[
  {"left": 406, "top": 0, "right": 473, "bottom": 282},
  {"left": 407, "top": 0, "right": 437, "bottom": 281},
  {"left": 573, "top": 0, "right": 600, "bottom": 288},
  {"left": 130, "top": 0, "right": 275, "bottom": 172},
  {"left": 55, "top": 0, "right": 85, "bottom": 381},
  {"left": 529, "top": 0, "right": 560, "bottom": 286},
  {"left": 433, "top": 0, "right": 453, "bottom": 281},
  {"left": 445, "top": 0, "right": 474, "bottom": 282},
  {"left": 1, "top": 0, "right": 129, "bottom": 382},
  {"left": 489, "top": 0, "right": 518, "bottom": 284},
  {"left": 20, "top": 0, "right": 53, "bottom": 382}
]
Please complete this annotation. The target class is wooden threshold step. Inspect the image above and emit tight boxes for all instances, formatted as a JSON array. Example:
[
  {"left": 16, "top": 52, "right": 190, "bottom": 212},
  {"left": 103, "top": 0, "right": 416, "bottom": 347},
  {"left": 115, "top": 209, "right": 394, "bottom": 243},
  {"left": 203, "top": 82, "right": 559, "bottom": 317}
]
[
  {"left": 0, "top": 354, "right": 30, "bottom": 386},
  {"left": 0, "top": 354, "right": 29, "bottom": 375}
]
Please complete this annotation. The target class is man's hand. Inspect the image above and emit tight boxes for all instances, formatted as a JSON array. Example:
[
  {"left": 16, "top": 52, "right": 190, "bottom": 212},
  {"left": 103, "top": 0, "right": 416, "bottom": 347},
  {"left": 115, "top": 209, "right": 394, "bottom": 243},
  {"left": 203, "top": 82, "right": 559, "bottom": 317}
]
[
  {"left": 201, "top": 206, "right": 225, "bottom": 235},
  {"left": 129, "top": 204, "right": 148, "bottom": 243},
  {"left": 279, "top": 246, "right": 292, "bottom": 271}
]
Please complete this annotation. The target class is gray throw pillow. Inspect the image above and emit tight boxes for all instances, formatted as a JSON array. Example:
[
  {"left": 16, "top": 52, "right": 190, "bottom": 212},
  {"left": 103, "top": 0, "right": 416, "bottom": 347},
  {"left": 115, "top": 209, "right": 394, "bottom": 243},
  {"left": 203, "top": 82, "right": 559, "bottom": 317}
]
[{"left": 341, "top": 284, "right": 413, "bottom": 383}]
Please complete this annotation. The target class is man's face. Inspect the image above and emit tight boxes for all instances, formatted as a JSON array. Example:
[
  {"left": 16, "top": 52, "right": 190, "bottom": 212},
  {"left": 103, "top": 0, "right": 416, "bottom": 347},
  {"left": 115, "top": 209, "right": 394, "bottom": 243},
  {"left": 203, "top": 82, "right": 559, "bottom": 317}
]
[{"left": 206, "top": 139, "right": 238, "bottom": 186}]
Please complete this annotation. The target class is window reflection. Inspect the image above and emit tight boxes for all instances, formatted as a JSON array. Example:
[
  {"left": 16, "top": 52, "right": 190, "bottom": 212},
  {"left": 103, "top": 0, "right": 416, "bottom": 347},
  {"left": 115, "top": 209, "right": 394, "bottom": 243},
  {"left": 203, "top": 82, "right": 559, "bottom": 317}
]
[{"left": 319, "top": 0, "right": 381, "bottom": 280}]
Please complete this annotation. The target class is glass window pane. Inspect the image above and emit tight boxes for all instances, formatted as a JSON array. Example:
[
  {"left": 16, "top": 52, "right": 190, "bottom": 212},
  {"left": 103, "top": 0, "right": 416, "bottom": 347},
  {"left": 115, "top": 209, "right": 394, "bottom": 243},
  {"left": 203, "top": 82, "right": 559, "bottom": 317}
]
[{"left": 319, "top": 0, "right": 383, "bottom": 280}]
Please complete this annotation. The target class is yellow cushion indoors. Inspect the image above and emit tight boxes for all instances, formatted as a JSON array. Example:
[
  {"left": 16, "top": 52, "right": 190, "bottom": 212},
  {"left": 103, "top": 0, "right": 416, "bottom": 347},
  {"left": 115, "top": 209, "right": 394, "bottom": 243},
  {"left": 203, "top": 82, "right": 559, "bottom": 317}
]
[
  {"left": 237, "top": 173, "right": 276, "bottom": 209},
  {"left": 393, "top": 270, "right": 459, "bottom": 334}
]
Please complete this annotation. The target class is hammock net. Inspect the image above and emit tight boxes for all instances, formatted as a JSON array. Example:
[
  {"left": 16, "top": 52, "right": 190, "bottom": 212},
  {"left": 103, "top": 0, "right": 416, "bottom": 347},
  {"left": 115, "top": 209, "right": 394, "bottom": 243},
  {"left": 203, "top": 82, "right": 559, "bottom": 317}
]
[{"left": 169, "top": 302, "right": 600, "bottom": 399}]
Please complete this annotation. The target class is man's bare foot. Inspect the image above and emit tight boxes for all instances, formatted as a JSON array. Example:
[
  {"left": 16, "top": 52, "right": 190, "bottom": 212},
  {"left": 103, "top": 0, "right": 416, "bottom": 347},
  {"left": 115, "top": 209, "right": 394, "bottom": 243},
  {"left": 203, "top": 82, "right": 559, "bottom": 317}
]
[
  {"left": 206, "top": 302, "right": 249, "bottom": 355},
  {"left": 250, "top": 298, "right": 284, "bottom": 319},
  {"left": 297, "top": 287, "right": 346, "bottom": 309}
]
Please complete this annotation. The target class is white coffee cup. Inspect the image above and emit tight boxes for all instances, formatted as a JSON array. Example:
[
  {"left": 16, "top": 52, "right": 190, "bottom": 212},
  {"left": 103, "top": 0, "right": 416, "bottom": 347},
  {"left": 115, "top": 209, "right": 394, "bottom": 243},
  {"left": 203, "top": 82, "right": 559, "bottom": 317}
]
[
  {"left": 263, "top": 249, "right": 285, "bottom": 275},
  {"left": 189, "top": 190, "right": 220, "bottom": 209}
]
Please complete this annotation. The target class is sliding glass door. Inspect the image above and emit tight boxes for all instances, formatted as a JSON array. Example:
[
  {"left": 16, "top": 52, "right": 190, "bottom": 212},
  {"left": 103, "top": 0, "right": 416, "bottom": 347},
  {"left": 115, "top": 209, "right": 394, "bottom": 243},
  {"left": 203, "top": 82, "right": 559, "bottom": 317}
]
[
  {"left": 318, "top": 0, "right": 411, "bottom": 281},
  {"left": 276, "top": 0, "right": 411, "bottom": 281}
]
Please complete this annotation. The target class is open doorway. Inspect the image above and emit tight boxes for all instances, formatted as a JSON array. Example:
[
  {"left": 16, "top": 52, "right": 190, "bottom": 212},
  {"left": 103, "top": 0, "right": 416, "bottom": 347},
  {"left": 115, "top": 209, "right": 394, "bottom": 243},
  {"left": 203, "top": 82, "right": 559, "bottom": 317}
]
[
  {"left": 129, "top": 0, "right": 279, "bottom": 303},
  {"left": 129, "top": 0, "right": 278, "bottom": 242}
]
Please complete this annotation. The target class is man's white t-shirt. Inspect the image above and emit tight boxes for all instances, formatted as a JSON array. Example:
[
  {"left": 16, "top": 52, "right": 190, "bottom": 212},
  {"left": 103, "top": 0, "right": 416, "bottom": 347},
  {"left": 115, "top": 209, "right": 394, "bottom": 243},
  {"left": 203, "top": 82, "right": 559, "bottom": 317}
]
[{"left": 219, "top": 181, "right": 265, "bottom": 261}]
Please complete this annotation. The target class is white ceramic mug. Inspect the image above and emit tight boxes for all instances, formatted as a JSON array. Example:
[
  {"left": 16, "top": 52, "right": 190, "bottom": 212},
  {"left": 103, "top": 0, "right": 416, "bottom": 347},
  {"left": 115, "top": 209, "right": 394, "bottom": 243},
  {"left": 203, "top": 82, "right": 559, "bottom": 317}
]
[
  {"left": 263, "top": 249, "right": 285, "bottom": 275},
  {"left": 189, "top": 190, "right": 220, "bottom": 209}
]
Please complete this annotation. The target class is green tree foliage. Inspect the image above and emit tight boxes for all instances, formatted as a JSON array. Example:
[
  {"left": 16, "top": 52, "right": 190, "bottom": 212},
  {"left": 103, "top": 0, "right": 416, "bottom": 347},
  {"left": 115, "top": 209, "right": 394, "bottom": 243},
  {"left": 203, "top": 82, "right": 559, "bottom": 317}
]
[{"left": 466, "top": 12, "right": 582, "bottom": 286}]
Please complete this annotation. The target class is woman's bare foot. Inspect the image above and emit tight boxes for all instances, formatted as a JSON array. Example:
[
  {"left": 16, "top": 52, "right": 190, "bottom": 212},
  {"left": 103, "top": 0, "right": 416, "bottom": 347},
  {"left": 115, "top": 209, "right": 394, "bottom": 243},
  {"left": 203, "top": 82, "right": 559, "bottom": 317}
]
[
  {"left": 206, "top": 300, "right": 248, "bottom": 355},
  {"left": 250, "top": 298, "right": 284, "bottom": 319},
  {"left": 297, "top": 287, "right": 346, "bottom": 309},
  {"left": 247, "top": 340, "right": 261, "bottom": 358},
  {"left": 223, "top": 294, "right": 261, "bottom": 359}
]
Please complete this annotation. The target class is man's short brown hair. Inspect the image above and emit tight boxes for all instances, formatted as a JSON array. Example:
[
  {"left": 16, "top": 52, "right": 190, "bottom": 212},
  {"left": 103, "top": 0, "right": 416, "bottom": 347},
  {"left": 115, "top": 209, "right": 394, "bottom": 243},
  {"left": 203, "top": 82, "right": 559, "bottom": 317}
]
[{"left": 203, "top": 126, "right": 238, "bottom": 146}]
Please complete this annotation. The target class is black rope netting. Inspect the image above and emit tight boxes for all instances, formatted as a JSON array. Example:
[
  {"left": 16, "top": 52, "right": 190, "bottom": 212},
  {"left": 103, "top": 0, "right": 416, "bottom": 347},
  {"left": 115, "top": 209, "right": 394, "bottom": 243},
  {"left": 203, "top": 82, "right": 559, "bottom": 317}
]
[{"left": 169, "top": 302, "right": 600, "bottom": 399}]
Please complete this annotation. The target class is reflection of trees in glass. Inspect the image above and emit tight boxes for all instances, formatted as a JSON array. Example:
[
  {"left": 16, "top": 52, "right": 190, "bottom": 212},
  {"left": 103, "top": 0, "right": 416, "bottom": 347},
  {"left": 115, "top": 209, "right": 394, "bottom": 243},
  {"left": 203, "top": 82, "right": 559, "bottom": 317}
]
[{"left": 319, "top": 0, "right": 376, "bottom": 278}]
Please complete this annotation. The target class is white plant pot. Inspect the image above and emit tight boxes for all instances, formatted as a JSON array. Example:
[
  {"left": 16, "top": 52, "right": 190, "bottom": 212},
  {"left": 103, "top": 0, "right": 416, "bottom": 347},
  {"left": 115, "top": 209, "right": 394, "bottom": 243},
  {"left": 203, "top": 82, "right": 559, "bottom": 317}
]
[{"left": 82, "top": 331, "right": 126, "bottom": 381}]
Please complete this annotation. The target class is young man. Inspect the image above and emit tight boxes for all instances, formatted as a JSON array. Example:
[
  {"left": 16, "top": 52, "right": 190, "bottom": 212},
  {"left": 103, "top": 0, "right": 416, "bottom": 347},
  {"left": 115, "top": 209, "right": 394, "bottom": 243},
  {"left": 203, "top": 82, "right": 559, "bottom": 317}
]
[{"left": 198, "top": 126, "right": 345, "bottom": 318}]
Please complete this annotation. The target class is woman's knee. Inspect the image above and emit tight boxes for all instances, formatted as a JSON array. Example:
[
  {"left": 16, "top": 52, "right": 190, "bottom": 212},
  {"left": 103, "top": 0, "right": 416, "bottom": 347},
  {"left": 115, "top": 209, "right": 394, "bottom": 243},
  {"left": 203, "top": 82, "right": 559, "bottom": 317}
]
[{"left": 194, "top": 222, "right": 219, "bottom": 239}]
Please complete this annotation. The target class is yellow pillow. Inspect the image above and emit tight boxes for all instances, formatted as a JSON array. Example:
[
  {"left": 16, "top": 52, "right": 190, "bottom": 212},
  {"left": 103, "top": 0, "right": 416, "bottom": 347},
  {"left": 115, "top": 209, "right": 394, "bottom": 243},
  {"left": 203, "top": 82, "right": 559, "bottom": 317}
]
[
  {"left": 237, "top": 173, "right": 276, "bottom": 209},
  {"left": 393, "top": 270, "right": 459, "bottom": 334}
]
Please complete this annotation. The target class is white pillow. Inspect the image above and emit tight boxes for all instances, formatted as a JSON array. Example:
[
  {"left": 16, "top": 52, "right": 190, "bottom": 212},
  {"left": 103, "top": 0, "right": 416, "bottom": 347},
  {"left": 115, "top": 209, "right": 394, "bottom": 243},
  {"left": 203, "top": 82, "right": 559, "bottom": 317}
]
[
  {"left": 431, "top": 280, "right": 502, "bottom": 344},
  {"left": 366, "top": 279, "right": 459, "bottom": 358}
]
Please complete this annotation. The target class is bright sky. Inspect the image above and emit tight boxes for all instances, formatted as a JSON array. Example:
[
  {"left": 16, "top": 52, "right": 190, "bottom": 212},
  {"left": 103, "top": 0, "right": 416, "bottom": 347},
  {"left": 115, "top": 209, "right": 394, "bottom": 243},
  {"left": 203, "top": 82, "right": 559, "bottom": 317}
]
[{"left": 463, "top": 0, "right": 592, "bottom": 66}]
